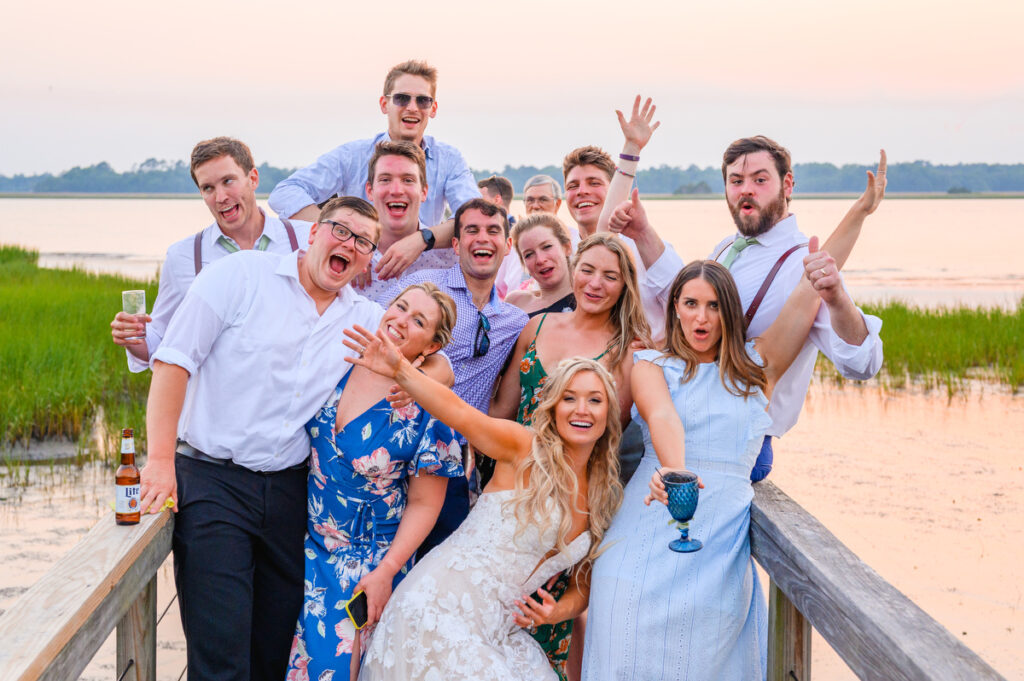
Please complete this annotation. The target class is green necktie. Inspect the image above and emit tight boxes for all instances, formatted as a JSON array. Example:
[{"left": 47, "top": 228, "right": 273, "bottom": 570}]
[
  {"left": 217, "top": 234, "right": 271, "bottom": 253},
  {"left": 720, "top": 237, "right": 758, "bottom": 269}
]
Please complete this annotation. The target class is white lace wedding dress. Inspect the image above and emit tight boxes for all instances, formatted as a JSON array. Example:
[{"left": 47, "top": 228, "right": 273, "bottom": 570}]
[{"left": 359, "top": 488, "right": 591, "bottom": 680}]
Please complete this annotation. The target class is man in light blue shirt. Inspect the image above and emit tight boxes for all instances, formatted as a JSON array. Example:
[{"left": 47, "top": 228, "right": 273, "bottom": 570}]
[{"left": 269, "top": 60, "right": 480, "bottom": 282}]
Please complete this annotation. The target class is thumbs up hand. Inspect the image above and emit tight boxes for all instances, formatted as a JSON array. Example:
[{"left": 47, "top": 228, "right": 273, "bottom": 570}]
[
  {"left": 803, "top": 236, "right": 843, "bottom": 306},
  {"left": 607, "top": 188, "right": 652, "bottom": 241}
]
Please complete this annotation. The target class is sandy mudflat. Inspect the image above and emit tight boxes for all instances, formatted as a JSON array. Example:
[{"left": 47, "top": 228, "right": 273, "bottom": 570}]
[
  {"left": 768, "top": 380, "right": 1024, "bottom": 679},
  {"left": 1, "top": 381, "right": 1021, "bottom": 679}
]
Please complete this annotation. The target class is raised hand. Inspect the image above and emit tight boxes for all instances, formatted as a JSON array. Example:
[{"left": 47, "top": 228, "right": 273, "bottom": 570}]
[
  {"left": 615, "top": 95, "right": 660, "bottom": 154},
  {"left": 803, "top": 236, "right": 843, "bottom": 307},
  {"left": 343, "top": 325, "right": 403, "bottom": 378},
  {"left": 852, "top": 149, "right": 887, "bottom": 217}
]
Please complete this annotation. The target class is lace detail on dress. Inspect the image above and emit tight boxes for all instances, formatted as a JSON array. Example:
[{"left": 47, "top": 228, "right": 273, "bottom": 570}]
[{"left": 360, "top": 489, "right": 590, "bottom": 681}]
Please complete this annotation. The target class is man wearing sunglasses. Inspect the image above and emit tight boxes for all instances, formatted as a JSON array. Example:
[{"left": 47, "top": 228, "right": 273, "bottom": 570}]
[
  {"left": 268, "top": 59, "right": 479, "bottom": 285},
  {"left": 382, "top": 197, "right": 529, "bottom": 556}
]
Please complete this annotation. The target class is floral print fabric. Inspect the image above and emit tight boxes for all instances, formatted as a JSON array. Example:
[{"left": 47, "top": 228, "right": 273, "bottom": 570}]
[{"left": 286, "top": 371, "right": 463, "bottom": 681}]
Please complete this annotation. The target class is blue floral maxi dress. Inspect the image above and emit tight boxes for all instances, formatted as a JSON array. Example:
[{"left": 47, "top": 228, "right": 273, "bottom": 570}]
[{"left": 285, "top": 371, "right": 464, "bottom": 681}]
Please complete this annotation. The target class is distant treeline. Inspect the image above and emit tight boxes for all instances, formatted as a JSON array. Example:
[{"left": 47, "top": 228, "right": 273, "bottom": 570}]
[{"left": 3, "top": 158, "right": 1024, "bottom": 195}]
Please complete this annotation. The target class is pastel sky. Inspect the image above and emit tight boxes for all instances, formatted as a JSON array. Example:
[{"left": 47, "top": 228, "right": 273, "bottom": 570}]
[{"left": 2, "top": 0, "right": 1022, "bottom": 175}]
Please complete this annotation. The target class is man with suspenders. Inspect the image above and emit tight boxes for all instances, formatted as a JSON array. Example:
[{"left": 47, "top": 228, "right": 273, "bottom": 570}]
[
  {"left": 110, "top": 137, "right": 310, "bottom": 371},
  {"left": 710, "top": 136, "right": 887, "bottom": 481}
]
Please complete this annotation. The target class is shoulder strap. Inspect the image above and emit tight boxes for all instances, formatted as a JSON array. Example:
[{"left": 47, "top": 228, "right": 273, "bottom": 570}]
[
  {"left": 193, "top": 231, "right": 204, "bottom": 276},
  {"left": 281, "top": 218, "right": 299, "bottom": 251},
  {"left": 714, "top": 240, "right": 732, "bottom": 262},
  {"left": 535, "top": 312, "right": 548, "bottom": 334},
  {"left": 744, "top": 243, "right": 806, "bottom": 326}
]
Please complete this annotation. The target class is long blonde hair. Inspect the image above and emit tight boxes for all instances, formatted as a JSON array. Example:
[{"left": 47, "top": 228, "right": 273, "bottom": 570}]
[
  {"left": 572, "top": 234, "right": 653, "bottom": 367},
  {"left": 507, "top": 358, "right": 624, "bottom": 574}
]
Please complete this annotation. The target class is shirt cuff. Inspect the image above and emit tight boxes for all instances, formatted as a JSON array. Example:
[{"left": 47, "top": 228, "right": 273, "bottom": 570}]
[
  {"left": 828, "top": 312, "right": 883, "bottom": 379},
  {"left": 643, "top": 240, "right": 683, "bottom": 291},
  {"left": 151, "top": 346, "right": 198, "bottom": 377},
  {"left": 126, "top": 349, "right": 151, "bottom": 374}
]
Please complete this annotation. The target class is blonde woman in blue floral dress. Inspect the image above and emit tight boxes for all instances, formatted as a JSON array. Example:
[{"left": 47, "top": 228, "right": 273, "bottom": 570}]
[{"left": 286, "top": 284, "right": 463, "bottom": 681}]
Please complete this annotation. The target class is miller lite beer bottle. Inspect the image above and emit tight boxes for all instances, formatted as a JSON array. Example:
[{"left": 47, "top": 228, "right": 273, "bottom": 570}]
[{"left": 115, "top": 428, "right": 141, "bottom": 525}]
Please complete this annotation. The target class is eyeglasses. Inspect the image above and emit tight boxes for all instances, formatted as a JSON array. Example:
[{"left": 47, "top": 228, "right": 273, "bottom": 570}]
[
  {"left": 524, "top": 196, "right": 556, "bottom": 207},
  {"left": 385, "top": 92, "right": 434, "bottom": 110},
  {"left": 473, "top": 311, "right": 491, "bottom": 358},
  {"left": 321, "top": 220, "right": 377, "bottom": 255}
]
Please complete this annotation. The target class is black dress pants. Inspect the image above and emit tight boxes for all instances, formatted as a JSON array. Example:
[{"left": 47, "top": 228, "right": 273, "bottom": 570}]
[{"left": 173, "top": 455, "right": 307, "bottom": 681}]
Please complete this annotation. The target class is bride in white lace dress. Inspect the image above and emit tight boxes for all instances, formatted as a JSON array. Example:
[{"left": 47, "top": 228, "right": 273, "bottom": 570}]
[{"left": 342, "top": 326, "right": 624, "bottom": 681}]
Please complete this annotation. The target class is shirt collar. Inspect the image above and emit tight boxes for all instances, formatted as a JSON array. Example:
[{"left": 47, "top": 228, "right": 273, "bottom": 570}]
[
  {"left": 377, "top": 131, "right": 435, "bottom": 159},
  {"left": 445, "top": 264, "right": 499, "bottom": 311},
  {"left": 743, "top": 213, "right": 799, "bottom": 248},
  {"left": 211, "top": 208, "right": 278, "bottom": 248}
]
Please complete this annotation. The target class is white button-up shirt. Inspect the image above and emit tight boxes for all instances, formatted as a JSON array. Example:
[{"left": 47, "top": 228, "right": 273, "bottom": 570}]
[
  {"left": 152, "top": 249, "right": 383, "bottom": 471},
  {"left": 710, "top": 214, "right": 883, "bottom": 436},
  {"left": 127, "top": 215, "right": 312, "bottom": 373}
]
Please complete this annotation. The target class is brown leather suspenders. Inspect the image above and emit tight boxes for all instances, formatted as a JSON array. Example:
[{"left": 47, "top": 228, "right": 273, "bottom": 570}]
[
  {"left": 192, "top": 218, "right": 299, "bottom": 276},
  {"left": 714, "top": 241, "right": 808, "bottom": 327}
]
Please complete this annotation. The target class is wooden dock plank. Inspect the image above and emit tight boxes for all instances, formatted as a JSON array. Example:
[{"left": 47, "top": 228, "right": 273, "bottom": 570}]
[{"left": 0, "top": 511, "right": 172, "bottom": 681}]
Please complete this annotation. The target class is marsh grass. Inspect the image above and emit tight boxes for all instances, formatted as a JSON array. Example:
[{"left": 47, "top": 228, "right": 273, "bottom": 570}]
[
  {"left": 0, "top": 245, "right": 155, "bottom": 455},
  {"left": 817, "top": 299, "right": 1024, "bottom": 393}
]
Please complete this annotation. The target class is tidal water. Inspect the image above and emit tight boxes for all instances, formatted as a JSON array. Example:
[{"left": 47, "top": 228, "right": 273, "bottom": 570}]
[{"left": 1, "top": 195, "right": 1022, "bottom": 308}]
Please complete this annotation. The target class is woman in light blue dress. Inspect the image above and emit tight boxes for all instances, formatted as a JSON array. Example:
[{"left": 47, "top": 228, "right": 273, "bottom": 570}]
[{"left": 582, "top": 217, "right": 877, "bottom": 680}]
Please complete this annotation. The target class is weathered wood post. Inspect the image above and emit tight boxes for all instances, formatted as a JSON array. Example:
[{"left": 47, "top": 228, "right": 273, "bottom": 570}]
[
  {"left": 768, "top": 579, "right": 812, "bottom": 681},
  {"left": 116, "top": 576, "right": 157, "bottom": 681}
]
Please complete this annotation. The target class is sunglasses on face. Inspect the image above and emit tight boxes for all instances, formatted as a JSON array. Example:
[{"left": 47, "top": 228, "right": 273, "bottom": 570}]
[
  {"left": 321, "top": 220, "right": 377, "bottom": 255},
  {"left": 386, "top": 93, "right": 434, "bottom": 110},
  {"left": 473, "top": 311, "right": 491, "bottom": 358}
]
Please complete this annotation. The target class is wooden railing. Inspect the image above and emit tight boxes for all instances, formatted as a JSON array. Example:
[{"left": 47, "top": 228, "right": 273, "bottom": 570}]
[
  {"left": 0, "top": 484, "right": 1009, "bottom": 680},
  {"left": 751, "top": 481, "right": 1006, "bottom": 681},
  {"left": 0, "top": 511, "right": 173, "bottom": 681}
]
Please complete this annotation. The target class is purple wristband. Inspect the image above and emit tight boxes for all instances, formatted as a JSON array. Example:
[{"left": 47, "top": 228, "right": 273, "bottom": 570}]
[{"left": 619, "top": 153, "right": 640, "bottom": 162}]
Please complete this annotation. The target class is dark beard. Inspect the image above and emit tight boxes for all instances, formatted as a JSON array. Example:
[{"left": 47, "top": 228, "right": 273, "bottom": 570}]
[{"left": 729, "top": 189, "right": 787, "bottom": 237}]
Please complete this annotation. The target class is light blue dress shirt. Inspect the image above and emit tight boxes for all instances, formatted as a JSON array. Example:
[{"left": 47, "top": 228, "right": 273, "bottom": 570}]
[{"left": 268, "top": 132, "right": 481, "bottom": 227}]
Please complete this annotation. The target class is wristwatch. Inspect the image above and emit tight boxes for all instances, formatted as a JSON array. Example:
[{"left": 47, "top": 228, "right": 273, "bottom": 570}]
[{"left": 420, "top": 228, "right": 436, "bottom": 251}]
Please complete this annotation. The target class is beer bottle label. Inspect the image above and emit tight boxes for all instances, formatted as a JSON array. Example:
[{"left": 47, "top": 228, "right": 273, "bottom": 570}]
[
  {"left": 116, "top": 484, "right": 141, "bottom": 514},
  {"left": 121, "top": 438, "right": 135, "bottom": 455}
]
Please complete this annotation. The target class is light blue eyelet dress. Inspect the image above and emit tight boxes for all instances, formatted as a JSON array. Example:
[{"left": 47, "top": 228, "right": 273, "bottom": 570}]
[{"left": 583, "top": 346, "right": 771, "bottom": 681}]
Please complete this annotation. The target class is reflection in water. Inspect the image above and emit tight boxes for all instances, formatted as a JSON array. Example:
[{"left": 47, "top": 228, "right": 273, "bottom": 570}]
[{"left": 2, "top": 382, "right": 1020, "bottom": 678}]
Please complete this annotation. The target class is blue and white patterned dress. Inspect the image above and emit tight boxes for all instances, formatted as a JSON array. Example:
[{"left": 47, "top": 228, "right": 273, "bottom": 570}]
[
  {"left": 583, "top": 346, "right": 771, "bottom": 681},
  {"left": 285, "top": 371, "right": 463, "bottom": 681}
]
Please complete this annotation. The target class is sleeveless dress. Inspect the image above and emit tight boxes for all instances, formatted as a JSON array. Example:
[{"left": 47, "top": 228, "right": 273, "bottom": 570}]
[
  {"left": 359, "top": 489, "right": 592, "bottom": 680},
  {"left": 583, "top": 346, "right": 771, "bottom": 681},
  {"left": 515, "top": 313, "right": 609, "bottom": 677},
  {"left": 285, "top": 371, "right": 464, "bottom": 681}
]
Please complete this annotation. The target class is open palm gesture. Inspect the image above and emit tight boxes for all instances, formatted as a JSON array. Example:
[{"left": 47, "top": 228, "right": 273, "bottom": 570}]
[
  {"left": 344, "top": 325, "right": 402, "bottom": 378},
  {"left": 616, "top": 95, "right": 661, "bottom": 153}
]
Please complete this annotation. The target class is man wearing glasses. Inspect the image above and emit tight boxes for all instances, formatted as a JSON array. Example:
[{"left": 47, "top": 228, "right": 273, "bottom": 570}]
[
  {"left": 138, "top": 197, "right": 397, "bottom": 681},
  {"left": 383, "top": 197, "right": 529, "bottom": 556},
  {"left": 268, "top": 59, "right": 479, "bottom": 285}
]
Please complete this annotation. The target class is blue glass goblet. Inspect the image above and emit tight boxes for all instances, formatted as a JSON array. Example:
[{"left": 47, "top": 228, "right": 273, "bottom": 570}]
[{"left": 662, "top": 470, "right": 702, "bottom": 553}]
